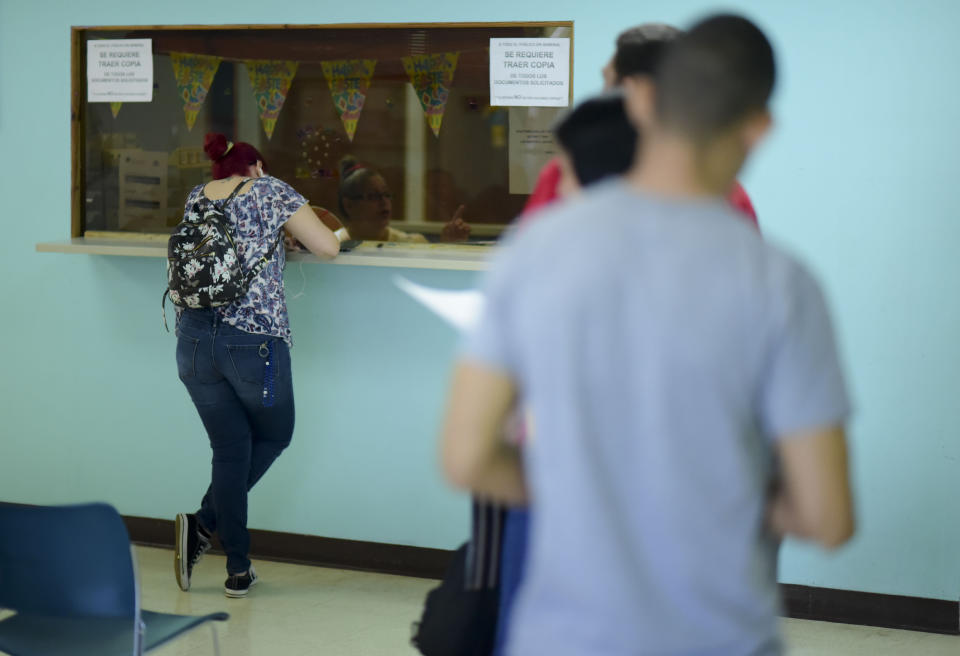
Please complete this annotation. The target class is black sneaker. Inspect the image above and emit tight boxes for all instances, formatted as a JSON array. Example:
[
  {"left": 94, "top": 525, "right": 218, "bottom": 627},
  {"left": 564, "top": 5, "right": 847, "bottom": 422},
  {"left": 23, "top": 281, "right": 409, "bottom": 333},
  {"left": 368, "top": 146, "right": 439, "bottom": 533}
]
[
  {"left": 224, "top": 565, "right": 259, "bottom": 598},
  {"left": 175, "top": 513, "right": 211, "bottom": 591}
]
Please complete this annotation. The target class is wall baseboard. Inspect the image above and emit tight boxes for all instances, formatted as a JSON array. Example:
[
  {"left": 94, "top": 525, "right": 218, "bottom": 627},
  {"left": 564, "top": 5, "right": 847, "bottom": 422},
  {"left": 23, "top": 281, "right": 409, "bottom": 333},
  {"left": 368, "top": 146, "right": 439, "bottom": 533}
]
[
  {"left": 124, "top": 515, "right": 452, "bottom": 580},
  {"left": 781, "top": 583, "right": 958, "bottom": 635},
  {"left": 123, "top": 515, "right": 952, "bottom": 636}
]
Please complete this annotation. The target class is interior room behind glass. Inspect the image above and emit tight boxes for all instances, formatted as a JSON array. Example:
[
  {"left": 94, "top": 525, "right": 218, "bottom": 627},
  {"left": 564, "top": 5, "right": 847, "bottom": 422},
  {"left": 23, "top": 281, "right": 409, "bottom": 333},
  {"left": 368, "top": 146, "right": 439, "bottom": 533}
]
[{"left": 80, "top": 24, "right": 570, "bottom": 242}]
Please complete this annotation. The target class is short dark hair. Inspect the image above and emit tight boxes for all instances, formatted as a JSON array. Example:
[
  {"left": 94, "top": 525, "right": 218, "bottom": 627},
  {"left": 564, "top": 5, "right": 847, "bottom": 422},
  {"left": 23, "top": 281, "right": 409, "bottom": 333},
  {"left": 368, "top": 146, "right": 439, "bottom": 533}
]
[
  {"left": 554, "top": 93, "right": 637, "bottom": 186},
  {"left": 654, "top": 14, "right": 775, "bottom": 140},
  {"left": 613, "top": 23, "right": 681, "bottom": 81}
]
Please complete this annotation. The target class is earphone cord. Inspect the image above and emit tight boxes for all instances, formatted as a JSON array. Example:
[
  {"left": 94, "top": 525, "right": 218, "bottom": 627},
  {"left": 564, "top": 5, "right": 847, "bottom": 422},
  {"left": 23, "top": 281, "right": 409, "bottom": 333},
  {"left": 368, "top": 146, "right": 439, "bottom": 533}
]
[{"left": 290, "top": 261, "right": 307, "bottom": 300}]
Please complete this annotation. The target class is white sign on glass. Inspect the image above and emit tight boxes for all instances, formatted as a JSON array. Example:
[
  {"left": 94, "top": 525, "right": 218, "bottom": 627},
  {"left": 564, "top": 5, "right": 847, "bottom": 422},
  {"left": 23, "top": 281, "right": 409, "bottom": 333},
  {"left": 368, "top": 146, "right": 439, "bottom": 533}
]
[
  {"left": 508, "top": 107, "right": 560, "bottom": 194},
  {"left": 87, "top": 39, "right": 154, "bottom": 103},
  {"left": 489, "top": 38, "right": 570, "bottom": 107}
]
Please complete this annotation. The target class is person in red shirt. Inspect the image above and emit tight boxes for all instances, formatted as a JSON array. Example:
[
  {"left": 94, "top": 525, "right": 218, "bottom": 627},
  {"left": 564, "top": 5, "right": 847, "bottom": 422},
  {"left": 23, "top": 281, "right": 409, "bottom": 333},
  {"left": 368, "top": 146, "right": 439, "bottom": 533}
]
[
  {"left": 521, "top": 23, "right": 759, "bottom": 229},
  {"left": 728, "top": 179, "right": 757, "bottom": 220}
]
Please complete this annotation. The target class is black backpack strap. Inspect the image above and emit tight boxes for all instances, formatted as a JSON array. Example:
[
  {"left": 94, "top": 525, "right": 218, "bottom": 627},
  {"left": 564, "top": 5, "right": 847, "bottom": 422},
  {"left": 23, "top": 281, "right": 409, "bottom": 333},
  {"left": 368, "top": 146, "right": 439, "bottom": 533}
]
[
  {"left": 223, "top": 177, "right": 256, "bottom": 210},
  {"left": 242, "top": 232, "right": 284, "bottom": 286},
  {"left": 221, "top": 176, "right": 280, "bottom": 286},
  {"left": 161, "top": 289, "right": 170, "bottom": 332}
]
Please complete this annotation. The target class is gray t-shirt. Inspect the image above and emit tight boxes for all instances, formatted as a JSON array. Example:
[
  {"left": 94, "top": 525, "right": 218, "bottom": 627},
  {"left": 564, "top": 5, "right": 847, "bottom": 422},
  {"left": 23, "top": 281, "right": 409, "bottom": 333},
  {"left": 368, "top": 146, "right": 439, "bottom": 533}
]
[{"left": 464, "top": 182, "right": 850, "bottom": 656}]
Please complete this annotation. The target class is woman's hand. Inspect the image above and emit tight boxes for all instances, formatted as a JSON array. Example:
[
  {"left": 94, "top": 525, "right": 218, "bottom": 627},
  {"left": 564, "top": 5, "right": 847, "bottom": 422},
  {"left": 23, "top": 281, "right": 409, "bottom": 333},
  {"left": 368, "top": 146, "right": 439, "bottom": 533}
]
[
  {"left": 441, "top": 205, "right": 471, "bottom": 242},
  {"left": 283, "top": 229, "right": 306, "bottom": 252}
]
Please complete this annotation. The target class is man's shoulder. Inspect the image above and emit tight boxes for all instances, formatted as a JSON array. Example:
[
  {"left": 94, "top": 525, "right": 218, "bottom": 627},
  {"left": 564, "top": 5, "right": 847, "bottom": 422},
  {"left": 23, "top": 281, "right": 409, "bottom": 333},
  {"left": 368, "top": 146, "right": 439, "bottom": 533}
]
[
  {"left": 741, "top": 236, "right": 828, "bottom": 327},
  {"left": 521, "top": 182, "right": 627, "bottom": 233}
]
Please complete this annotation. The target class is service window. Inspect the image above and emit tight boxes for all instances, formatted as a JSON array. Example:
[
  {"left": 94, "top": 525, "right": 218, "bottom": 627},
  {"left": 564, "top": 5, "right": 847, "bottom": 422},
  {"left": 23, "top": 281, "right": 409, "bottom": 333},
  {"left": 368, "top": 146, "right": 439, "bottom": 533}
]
[{"left": 71, "top": 23, "right": 573, "bottom": 243}]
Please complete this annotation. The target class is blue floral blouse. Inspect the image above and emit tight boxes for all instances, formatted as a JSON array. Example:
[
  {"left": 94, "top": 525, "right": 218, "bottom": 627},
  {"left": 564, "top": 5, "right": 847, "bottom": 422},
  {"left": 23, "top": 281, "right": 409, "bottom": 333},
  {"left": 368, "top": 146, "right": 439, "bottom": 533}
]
[{"left": 181, "top": 176, "right": 307, "bottom": 346}]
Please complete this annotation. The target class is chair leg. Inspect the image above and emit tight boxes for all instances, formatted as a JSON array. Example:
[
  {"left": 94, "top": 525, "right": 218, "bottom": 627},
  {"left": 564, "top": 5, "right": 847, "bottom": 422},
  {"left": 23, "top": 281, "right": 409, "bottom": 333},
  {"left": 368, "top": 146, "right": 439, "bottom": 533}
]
[
  {"left": 136, "top": 617, "right": 146, "bottom": 656},
  {"left": 210, "top": 623, "right": 221, "bottom": 656}
]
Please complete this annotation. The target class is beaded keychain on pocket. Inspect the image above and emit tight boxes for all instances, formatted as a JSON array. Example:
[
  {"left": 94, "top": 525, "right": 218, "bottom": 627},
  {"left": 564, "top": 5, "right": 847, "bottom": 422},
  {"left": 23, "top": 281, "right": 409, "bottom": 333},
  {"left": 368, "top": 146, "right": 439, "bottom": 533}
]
[{"left": 260, "top": 341, "right": 276, "bottom": 408}]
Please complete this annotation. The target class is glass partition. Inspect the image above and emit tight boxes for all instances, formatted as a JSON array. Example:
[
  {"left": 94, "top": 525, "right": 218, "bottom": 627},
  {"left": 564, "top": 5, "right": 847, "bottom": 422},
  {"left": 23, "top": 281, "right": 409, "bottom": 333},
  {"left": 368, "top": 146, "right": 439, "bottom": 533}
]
[{"left": 73, "top": 23, "right": 573, "bottom": 244}]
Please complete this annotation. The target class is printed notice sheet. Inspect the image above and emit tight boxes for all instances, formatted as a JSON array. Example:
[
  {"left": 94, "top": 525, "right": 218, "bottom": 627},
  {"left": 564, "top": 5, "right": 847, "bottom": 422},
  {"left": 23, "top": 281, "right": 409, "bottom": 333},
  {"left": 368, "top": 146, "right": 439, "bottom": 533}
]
[
  {"left": 87, "top": 39, "right": 154, "bottom": 103},
  {"left": 508, "top": 107, "right": 560, "bottom": 194},
  {"left": 490, "top": 38, "right": 570, "bottom": 107}
]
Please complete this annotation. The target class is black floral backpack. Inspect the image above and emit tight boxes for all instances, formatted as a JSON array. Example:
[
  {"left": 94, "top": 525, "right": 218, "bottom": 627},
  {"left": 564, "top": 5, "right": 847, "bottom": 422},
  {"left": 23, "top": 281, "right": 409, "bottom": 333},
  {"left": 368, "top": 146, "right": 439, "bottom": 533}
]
[{"left": 162, "top": 178, "right": 280, "bottom": 329}]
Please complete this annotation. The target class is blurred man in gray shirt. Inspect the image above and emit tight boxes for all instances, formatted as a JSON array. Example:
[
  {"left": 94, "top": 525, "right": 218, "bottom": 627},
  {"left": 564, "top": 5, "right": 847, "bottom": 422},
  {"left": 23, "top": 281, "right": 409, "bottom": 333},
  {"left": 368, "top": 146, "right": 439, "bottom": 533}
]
[{"left": 441, "top": 14, "right": 854, "bottom": 656}]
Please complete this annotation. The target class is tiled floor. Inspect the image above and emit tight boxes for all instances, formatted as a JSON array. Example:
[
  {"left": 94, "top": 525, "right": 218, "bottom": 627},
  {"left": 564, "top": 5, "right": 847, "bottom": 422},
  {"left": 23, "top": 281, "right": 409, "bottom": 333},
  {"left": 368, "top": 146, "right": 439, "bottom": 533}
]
[
  {"left": 138, "top": 546, "right": 432, "bottom": 656},
  {"left": 8, "top": 545, "right": 958, "bottom": 655},
  {"left": 780, "top": 620, "right": 959, "bottom": 656}
]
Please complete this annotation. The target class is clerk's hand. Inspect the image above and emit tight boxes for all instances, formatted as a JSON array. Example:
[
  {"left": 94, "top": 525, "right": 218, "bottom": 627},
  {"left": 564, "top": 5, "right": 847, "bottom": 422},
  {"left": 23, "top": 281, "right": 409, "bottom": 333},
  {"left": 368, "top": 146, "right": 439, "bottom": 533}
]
[{"left": 441, "top": 205, "right": 471, "bottom": 242}]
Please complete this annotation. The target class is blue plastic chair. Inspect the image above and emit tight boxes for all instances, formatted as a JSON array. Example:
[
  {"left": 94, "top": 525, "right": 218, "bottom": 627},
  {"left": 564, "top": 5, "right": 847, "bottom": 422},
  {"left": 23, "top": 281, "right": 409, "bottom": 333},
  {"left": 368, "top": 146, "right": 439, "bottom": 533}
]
[{"left": 0, "top": 502, "right": 228, "bottom": 655}]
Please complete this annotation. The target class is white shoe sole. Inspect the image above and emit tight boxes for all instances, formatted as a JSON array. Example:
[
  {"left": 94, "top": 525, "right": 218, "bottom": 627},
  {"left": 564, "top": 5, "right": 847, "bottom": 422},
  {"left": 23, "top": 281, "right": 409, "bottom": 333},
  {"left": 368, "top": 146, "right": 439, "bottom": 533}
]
[
  {"left": 224, "top": 567, "right": 258, "bottom": 598},
  {"left": 175, "top": 513, "right": 190, "bottom": 591}
]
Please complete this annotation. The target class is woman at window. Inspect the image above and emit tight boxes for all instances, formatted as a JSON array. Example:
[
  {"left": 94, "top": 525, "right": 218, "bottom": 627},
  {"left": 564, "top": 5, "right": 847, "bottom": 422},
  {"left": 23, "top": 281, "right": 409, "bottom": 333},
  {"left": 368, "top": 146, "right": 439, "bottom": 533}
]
[
  {"left": 173, "top": 132, "right": 343, "bottom": 599},
  {"left": 338, "top": 156, "right": 471, "bottom": 242}
]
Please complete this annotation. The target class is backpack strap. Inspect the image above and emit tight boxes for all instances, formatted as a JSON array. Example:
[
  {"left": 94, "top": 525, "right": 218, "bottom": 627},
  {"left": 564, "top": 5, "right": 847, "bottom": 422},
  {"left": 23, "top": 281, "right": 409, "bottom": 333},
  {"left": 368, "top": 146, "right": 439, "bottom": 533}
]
[
  {"left": 187, "top": 177, "right": 254, "bottom": 223},
  {"left": 161, "top": 289, "right": 170, "bottom": 332},
  {"left": 242, "top": 232, "right": 284, "bottom": 287},
  {"left": 222, "top": 177, "right": 281, "bottom": 286},
  {"left": 223, "top": 177, "right": 256, "bottom": 209},
  {"left": 220, "top": 177, "right": 284, "bottom": 286}
]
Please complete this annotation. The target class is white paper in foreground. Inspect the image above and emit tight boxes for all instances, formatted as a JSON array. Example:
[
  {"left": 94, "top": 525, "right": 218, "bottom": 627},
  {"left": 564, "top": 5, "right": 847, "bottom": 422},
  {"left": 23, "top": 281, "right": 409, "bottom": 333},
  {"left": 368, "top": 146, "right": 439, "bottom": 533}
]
[{"left": 394, "top": 276, "right": 484, "bottom": 333}]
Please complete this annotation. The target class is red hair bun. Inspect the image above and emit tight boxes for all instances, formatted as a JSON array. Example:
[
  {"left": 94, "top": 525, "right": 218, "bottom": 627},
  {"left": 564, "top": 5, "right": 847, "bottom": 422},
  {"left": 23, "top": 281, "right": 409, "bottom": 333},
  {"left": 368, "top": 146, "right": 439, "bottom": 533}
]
[{"left": 203, "top": 133, "right": 229, "bottom": 161}]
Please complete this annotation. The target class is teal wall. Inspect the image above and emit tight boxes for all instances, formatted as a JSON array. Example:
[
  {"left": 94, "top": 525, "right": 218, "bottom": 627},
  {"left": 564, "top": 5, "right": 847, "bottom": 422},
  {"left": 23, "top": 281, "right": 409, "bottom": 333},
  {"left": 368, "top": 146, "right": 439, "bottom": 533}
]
[{"left": 1, "top": 1, "right": 957, "bottom": 601}]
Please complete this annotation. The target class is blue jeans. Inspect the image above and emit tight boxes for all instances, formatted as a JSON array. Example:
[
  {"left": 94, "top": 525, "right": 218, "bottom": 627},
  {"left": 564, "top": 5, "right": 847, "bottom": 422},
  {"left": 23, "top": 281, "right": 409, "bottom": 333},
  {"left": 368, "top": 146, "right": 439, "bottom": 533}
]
[
  {"left": 175, "top": 309, "right": 295, "bottom": 574},
  {"left": 494, "top": 508, "right": 530, "bottom": 655}
]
